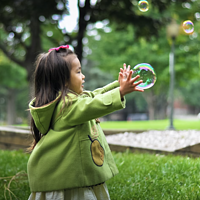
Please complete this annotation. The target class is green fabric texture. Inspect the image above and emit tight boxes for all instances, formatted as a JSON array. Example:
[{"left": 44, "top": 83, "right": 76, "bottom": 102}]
[{"left": 28, "top": 81, "right": 126, "bottom": 192}]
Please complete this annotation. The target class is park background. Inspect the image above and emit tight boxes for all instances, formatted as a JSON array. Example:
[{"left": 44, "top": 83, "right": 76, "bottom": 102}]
[
  {"left": 1, "top": 1, "right": 200, "bottom": 199},
  {"left": 0, "top": 0, "right": 200, "bottom": 126}
]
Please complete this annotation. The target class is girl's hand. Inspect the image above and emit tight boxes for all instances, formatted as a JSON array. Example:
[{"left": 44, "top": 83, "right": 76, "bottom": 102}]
[
  {"left": 118, "top": 63, "right": 130, "bottom": 83},
  {"left": 119, "top": 69, "right": 144, "bottom": 99}
]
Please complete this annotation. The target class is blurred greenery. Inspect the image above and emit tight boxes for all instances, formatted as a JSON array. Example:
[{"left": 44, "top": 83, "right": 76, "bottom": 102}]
[
  {"left": 0, "top": 51, "right": 29, "bottom": 124},
  {"left": 0, "top": 0, "right": 200, "bottom": 123}
]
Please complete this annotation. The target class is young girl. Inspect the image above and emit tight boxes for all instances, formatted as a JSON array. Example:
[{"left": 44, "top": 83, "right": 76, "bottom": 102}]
[{"left": 27, "top": 45, "right": 144, "bottom": 200}]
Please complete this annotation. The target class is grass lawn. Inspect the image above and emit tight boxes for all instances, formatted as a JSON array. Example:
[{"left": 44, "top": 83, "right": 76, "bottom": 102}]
[
  {"left": 1, "top": 150, "right": 200, "bottom": 199},
  {"left": 100, "top": 119, "right": 200, "bottom": 130},
  {"left": 0, "top": 150, "right": 30, "bottom": 199},
  {"left": 13, "top": 119, "right": 200, "bottom": 131},
  {"left": 107, "top": 151, "right": 200, "bottom": 199}
]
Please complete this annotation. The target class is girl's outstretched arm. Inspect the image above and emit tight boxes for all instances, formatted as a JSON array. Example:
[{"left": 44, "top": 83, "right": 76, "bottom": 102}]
[
  {"left": 87, "top": 80, "right": 120, "bottom": 97},
  {"left": 60, "top": 87, "right": 125, "bottom": 126}
]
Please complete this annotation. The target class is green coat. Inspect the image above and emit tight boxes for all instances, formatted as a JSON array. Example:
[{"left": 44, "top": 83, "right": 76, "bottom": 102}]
[{"left": 28, "top": 81, "right": 126, "bottom": 192}]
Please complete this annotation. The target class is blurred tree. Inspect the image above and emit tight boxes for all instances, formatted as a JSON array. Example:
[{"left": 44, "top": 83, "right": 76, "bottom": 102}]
[
  {"left": 0, "top": 51, "right": 27, "bottom": 124},
  {"left": 0, "top": 0, "right": 69, "bottom": 92},
  {"left": 89, "top": 0, "right": 191, "bottom": 37},
  {"left": 0, "top": 0, "right": 191, "bottom": 88},
  {"left": 174, "top": 2, "right": 200, "bottom": 115},
  {"left": 180, "top": 80, "right": 200, "bottom": 114}
]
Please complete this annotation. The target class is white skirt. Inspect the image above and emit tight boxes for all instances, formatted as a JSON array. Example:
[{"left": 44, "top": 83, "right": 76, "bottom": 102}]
[{"left": 28, "top": 183, "right": 110, "bottom": 200}]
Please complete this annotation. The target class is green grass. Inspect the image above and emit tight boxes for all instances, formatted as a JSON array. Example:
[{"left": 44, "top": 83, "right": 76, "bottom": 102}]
[
  {"left": 0, "top": 150, "right": 30, "bottom": 200},
  {"left": 12, "top": 119, "right": 200, "bottom": 131},
  {"left": 100, "top": 119, "right": 200, "bottom": 130},
  {"left": 1, "top": 150, "right": 200, "bottom": 199},
  {"left": 108, "top": 151, "right": 200, "bottom": 200}
]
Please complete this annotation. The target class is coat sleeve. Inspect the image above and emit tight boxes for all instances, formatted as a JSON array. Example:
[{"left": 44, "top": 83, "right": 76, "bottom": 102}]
[
  {"left": 83, "top": 81, "right": 120, "bottom": 97},
  {"left": 61, "top": 87, "right": 125, "bottom": 126}
]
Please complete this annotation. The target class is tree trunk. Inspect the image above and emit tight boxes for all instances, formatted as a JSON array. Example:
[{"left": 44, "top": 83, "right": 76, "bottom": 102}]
[
  {"left": 26, "top": 15, "right": 42, "bottom": 100},
  {"left": 143, "top": 91, "right": 156, "bottom": 120},
  {"left": 76, "top": 0, "right": 91, "bottom": 62},
  {"left": 7, "top": 88, "right": 16, "bottom": 125}
]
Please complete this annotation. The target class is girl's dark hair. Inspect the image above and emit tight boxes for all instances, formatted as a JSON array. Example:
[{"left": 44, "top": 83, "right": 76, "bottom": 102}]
[{"left": 29, "top": 48, "right": 76, "bottom": 151}]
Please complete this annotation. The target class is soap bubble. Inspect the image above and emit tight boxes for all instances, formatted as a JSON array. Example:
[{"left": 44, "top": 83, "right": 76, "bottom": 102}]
[
  {"left": 138, "top": 0, "right": 149, "bottom": 12},
  {"left": 132, "top": 63, "right": 156, "bottom": 89},
  {"left": 182, "top": 20, "right": 194, "bottom": 34}
]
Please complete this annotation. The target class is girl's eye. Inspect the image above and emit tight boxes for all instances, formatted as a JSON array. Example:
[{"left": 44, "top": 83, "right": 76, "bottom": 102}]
[{"left": 77, "top": 71, "right": 81, "bottom": 73}]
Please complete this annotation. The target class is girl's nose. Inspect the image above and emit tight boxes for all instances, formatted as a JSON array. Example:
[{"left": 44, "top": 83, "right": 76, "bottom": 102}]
[{"left": 82, "top": 74, "right": 85, "bottom": 79}]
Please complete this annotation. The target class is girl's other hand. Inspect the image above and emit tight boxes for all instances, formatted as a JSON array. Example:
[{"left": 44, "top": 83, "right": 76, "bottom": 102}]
[{"left": 119, "top": 69, "right": 144, "bottom": 99}]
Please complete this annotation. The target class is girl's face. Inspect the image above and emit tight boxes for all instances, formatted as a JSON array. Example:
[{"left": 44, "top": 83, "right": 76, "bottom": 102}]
[{"left": 68, "top": 57, "right": 85, "bottom": 94}]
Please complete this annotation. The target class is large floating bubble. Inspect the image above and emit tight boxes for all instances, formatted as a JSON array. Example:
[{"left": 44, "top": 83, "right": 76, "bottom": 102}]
[
  {"left": 138, "top": 0, "right": 149, "bottom": 12},
  {"left": 182, "top": 20, "right": 194, "bottom": 34},
  {"left": 132, "top": 63, "right": 156, "bottom": 89}
]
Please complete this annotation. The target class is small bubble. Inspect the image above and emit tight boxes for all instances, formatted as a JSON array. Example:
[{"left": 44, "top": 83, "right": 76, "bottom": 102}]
[
  {"left": 138, "top": 0, "right": 149, "bottom": 12},
  {"left": 182, "top": 20, "right": 194, "bottom": 34}
]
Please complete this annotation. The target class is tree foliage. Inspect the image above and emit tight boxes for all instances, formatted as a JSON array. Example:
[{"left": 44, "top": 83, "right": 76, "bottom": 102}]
[
  {"left": 0, "top": 0, "right": 193, "bottom": 83},
  {"left": 0, "top": 52, "right": 27, "bottom": 88},
  {"left": 0, "top": 51, "right": 28, "bottom": 123},
  {"left": 0, "top": 0, "right": 69, "bottom": 82},
  {"left": 90, "top": 0, "right": 190, "bottom": 38}
]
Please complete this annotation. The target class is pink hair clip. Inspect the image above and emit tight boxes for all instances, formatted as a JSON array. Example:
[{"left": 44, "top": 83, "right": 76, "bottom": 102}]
[{"left": 48, "top": 45, "right": 69, "bottom": 52}]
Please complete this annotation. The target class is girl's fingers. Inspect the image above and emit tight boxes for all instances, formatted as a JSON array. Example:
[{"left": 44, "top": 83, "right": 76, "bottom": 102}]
[
  {"left": 131, "top": 75, "right": 140, "bottom": 83},
  {"left": 127, "top": 65, "right": 130, "bottom": 72},
  {"left": 119, "top": 72, "right": 124, "bottom": 78},
  {"left": 134, "top": 80, "right": 143, "bottom": 86},
  {"left": 127, "top": 70, "right": 133, "bottom": 81},
  {"left": 132, "top": 80, "right": 144, "bottom": 92},
  {"left": 135, "top": 88, "right": 144, "bottom": 92},
  {"left": 123, "top": 63, "right": 126, "bottom": 71}
]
